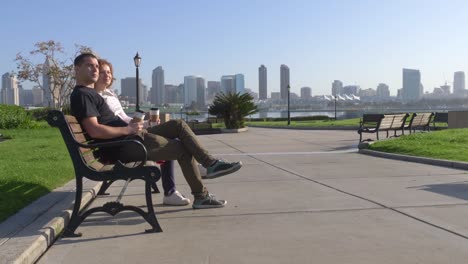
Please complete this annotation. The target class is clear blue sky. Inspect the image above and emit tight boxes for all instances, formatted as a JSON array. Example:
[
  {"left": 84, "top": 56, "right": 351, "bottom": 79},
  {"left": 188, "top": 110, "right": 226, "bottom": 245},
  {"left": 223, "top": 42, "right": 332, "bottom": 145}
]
[{"left": 1, "top": 0, "right": 468, "bottom": 96}]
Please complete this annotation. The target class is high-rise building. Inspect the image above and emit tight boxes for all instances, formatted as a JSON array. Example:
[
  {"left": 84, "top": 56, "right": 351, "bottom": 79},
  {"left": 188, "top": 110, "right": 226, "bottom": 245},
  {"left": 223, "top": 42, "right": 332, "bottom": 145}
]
[
  {"left": 21, "top": 87, "right": 34, "bottom": 106},
  {"left": 453, "top": 71, "right": 465, "bottom": 96},
  {"left": 402, "top": 68, "right": 422, "bottom": 101},
  {"left": 196, "top": 77, "right": 206, "bottom": 108},
  {"left": 42, "top": 57, "right": 62, "bottom": 107},
  {"left": 1, "top": 72, "right": 19, "bottom": 105},
  {"left": 235, "top": 74, "right": 245, "bottom": 94},
  {"left": 150, "top": 66, "right": 165, "bottom": 105},
  {"left": 271, "top": 92, "right": 281, "bottom": 100},
  {"left": 164, "top": 84, "right": 179, "bottom": 103},
  {"left": 280, "top": 64, "right": 290, "bottom": 100},
  {"left": 184, "top": 76, "right": 205, "bottom": 107},
  {"left": 343, "top": 85, "right": 360, "bottom": 95},
  {"left": 332, "top": 80, "right": 343, "bottom": 96},
  {"left": 32, "top": 86, "right": 44, "bottom": 106},
  {"left": 259, "top": 65, "right": 267, "bottom": 100},
  {"left": 220, "top": 74, "right": 245, "bottom": 94},
  {"left": 221, "top": 75, "right": 235, "bottom": 94},
  {"left": 206, "top": 81, "right": 221, "bottom": 102},
  {"left": 121, "top": 77, "right": 144, "bottom": 105},
  {"left": 300, "top": 87, "right": 312, "bottom": 99},
  {"left": 376, "top": 83, "right": 390, "bottom": 97}
]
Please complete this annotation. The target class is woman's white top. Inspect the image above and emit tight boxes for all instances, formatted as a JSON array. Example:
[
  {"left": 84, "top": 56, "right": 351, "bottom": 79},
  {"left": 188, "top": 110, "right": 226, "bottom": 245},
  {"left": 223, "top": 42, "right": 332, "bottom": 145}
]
[
  {"left": 99, "top": 88, "right": 133, "bottom": 124},
  {"left": 99, "top": 88, "right": 150, "bottom": 128}
]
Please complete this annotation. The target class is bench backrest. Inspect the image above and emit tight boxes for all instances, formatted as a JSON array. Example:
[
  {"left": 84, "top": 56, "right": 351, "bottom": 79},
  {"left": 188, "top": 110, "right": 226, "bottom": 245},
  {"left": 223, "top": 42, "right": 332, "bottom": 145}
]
[
  {"left": 411, "top": 112, "right": 433, "bottom": 127},
  {"left": 380, "top": 113, "right": 408, "bottom": 130},
  {"left": 433, "top": 112, "right": 448, "bottom": 123},
  {"left": 47, "top": 110, "right": 107, "bottom": 174},
  {"left": 362, "top": 114, "right": 384, "bottom": 123}
]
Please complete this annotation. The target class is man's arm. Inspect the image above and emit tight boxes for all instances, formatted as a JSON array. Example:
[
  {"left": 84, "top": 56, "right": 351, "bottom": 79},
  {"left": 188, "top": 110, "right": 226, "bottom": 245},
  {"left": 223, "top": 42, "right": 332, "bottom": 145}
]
[{"left": 81, "top": 116, "right": 142, "bottom": 139}]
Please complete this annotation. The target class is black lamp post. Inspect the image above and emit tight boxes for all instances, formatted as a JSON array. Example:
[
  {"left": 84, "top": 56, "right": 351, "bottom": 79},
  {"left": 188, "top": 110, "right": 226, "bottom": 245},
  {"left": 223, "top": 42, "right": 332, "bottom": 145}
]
[
  {"left": 287, "top": 84, "right": 291, "bottom": 125},
  {"left": 133, "top": 52, "right": 141, "bottom": 111}
]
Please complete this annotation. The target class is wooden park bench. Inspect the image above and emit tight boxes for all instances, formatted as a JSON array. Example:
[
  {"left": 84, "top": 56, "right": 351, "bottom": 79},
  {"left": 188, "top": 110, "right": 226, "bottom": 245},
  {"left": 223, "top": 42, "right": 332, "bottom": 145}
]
[
  {"left": 432, "top": 112, "right": 448, "bottom": 130},
  {"left": 404, "top": 112, "right": 434, "bottom": 134},
  {"left": 47, "top": 110, "right": 163, "bottom": 237},
  {"left": 358, "top": 113, "right": 409, "bottom": 142}
]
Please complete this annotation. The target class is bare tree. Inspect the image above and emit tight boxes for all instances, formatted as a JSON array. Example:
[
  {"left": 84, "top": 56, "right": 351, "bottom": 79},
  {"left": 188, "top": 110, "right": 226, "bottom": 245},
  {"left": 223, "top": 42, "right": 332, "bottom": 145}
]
[{"left": 15, "top": 40, "right": 93, "bottom": 110}]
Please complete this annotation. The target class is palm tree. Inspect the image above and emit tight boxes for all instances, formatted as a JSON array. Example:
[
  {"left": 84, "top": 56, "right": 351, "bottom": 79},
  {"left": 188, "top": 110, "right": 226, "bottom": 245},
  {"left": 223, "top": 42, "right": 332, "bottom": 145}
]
[{"left": 208, "top": 92, "right": 258, "bottom": 129}]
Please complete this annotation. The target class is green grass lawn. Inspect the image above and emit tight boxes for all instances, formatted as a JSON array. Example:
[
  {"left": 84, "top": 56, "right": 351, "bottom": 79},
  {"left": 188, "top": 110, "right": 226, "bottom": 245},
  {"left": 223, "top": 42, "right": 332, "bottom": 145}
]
[
  {"left": 0, "top": 125, "right": 73, "bottom": 222},
  {"left": 368, "top": 128, "right": 468, "bottom": 162}
]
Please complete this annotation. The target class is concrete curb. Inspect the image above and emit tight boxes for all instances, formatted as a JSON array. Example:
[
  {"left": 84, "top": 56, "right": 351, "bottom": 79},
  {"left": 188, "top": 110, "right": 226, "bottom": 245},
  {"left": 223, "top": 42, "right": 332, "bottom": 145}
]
[
  {"left": 359, "top": 148, "right": 468, "bottom": 170},
  {"left": 0, "top": 180, "right": 102, "bottom": 264}
]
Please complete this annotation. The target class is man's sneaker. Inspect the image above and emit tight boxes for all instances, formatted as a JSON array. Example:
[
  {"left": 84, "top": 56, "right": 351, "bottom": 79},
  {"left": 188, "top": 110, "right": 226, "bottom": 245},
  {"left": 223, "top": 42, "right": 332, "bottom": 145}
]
[
  {"left": 205, "top": 160, "right": 242, "bottom": 179},
  {"left": 163, "top": 190, "right": 191, "bottom": 206},
  {"left": 192, "top": 193, "right": 227, "bottom": 209}
]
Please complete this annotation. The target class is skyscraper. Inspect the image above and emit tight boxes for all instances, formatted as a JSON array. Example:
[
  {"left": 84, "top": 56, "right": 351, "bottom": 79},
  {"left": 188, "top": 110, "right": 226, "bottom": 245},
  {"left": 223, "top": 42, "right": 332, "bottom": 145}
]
[
  {"left": 280, "top": 64, "right": 290, "bottom": 100},
  {"left": 151, "top": 66, "right": 165, "bottom": 105},
  {"left": 235, "top": 74, "right": 245, "bottom": 94},
  {"left": 259, "top": 65, "right": 267, "bottom": 100},
  {"left": 332, "top": 80, "right": 343, "bottom": 96},
  {"left": 32, "top": 86, "right": 44, "bottom": 106},
  {"left": 1, "top": 72, "right": 19, "bottom": 105},
  {"left": 221, "top": 75, "right": 235, "bottom": 94},
  {"left": 184, "top": 76, "right": 205, "bottom": 107},
  {"left": 206, "top": 81, "right": 221, "bottom": 102},
  {"left": 376, "top": 83, "right": 390, "bottom": 97},
  {"left": 221, "top": 74, "right": 245, "bottom": 94},
  {"left": 453, "top": 71, "right": 465, "bottom": 96},
  {"left": 402, "top": 68, "right": 422, "bottom": 102},
  {"left": 300, "top": 87, "right": 312, "bottom": 99},
  {"left": 121, "top": 77, "right": 144, "bottom": 105}
]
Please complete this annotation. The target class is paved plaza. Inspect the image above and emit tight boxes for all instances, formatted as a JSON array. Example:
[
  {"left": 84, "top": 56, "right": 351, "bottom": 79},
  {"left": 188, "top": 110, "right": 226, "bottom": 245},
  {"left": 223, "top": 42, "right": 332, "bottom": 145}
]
[{"left": 4, "top": 127, "right": 468, "bottom": 263}]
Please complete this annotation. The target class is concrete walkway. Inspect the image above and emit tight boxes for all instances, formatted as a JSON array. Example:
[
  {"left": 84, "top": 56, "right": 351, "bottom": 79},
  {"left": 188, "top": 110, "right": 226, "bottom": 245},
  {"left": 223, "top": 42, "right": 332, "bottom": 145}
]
[{"left": 5, "top": 127, "right": 468, "bottom": 263}]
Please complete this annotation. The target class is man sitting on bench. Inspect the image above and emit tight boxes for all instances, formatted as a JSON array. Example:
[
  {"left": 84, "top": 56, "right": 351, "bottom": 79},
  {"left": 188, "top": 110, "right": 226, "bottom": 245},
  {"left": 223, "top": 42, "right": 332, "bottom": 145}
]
[{"left": 70, "top": 53, "right": 242, "bottom": 209}]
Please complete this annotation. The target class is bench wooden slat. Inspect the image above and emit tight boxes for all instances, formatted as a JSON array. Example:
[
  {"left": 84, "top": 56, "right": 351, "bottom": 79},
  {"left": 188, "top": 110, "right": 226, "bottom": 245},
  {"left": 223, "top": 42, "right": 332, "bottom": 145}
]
[{"left": 73, "top": 133, "right": 88, "bottom": 144}]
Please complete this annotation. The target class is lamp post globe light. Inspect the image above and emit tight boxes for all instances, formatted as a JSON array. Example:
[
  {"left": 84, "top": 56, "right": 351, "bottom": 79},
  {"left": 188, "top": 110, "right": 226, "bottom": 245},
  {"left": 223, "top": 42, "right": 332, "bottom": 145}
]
[
  {"left": 133, "top": 52, "right": 141, "bottom": 111},
  {"left": 287, "top": 84, "right": 291, "bottom": 126}
]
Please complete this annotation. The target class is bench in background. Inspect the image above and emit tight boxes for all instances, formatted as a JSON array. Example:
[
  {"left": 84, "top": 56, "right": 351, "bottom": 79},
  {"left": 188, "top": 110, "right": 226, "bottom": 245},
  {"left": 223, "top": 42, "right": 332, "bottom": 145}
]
[
  {"left": 405, "top": 112, "right": 434, "bottom": 134},
  {"left": 358, "top": 113, "right": 409, "bottom": 142}
]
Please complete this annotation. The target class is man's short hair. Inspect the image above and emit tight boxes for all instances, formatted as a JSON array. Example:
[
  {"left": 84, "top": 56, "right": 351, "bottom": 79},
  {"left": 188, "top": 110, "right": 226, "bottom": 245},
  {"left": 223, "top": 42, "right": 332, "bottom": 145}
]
[{"left": 74, "top": 53, "right": 98, "bottom": 66}]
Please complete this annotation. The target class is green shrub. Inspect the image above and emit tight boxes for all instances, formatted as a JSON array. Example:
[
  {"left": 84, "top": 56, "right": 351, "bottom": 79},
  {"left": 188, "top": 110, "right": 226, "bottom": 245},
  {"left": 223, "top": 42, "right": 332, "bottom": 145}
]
[
  {"left": 0, "top": 104, "right": 31, "bottom": 129},
  {"left": 0, "top": 104, "right": 49, "bottom": 129},
  {"left": 27, "top": 107, "right": 54, "bottom": 121}
]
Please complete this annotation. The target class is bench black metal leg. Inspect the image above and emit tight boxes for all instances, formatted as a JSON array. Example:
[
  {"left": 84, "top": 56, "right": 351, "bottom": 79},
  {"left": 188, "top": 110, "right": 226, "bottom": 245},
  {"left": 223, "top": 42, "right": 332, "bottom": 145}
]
[
  {"left": 63, "top": 176, "right": 84, "bottom": 237},
  {"left": 145, "top": 178, "right": 163, "bottom": 233}
]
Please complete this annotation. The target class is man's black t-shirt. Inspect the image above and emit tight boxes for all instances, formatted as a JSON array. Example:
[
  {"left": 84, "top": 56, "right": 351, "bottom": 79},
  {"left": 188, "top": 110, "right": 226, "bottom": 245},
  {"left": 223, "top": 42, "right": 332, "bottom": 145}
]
[
  {"left": 70, "top": 85, "right": 127, "bottom": 127},
  {"left": 70, "top": 85, "right": 140, "bottom": 162}
]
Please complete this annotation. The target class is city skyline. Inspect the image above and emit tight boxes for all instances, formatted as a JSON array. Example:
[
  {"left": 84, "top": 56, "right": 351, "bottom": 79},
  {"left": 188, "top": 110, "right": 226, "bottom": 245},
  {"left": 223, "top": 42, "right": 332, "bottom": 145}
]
[{"left": 1, "top": 1, "right": 468, "bottom": 96}]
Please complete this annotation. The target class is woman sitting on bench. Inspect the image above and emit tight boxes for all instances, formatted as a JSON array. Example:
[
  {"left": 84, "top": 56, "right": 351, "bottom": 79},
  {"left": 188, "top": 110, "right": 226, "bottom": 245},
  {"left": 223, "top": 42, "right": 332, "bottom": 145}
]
[{"left": 95, "top": 58, "right": 190, "bottom": 206}]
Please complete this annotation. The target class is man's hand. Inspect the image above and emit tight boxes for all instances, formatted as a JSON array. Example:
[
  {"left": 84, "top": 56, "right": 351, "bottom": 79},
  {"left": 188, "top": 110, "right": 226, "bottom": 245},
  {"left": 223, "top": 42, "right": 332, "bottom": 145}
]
[
  {"left": 82, "top": 116, "right": 143, "bottom": 139},
  {"left": 127, "top": 121, "right": 143, "bottom": 134}
]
